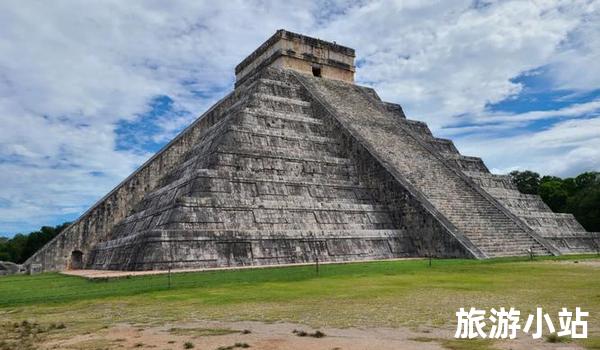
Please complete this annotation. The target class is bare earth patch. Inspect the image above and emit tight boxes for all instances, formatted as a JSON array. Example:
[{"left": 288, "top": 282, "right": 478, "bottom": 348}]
[
  {"left": 60, "top": 258, "right": 418, "bottom": 280},
  {"left": 551, "top": 259, "right": 600, "bottom": 268},
  {"left": 39, "top": 320, "right": 587, "bottom": 350}
]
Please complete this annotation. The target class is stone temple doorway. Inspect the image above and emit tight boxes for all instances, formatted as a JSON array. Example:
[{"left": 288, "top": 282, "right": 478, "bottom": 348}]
[{"left": 70, "top": 250, "right": 84, "bottom": 270}]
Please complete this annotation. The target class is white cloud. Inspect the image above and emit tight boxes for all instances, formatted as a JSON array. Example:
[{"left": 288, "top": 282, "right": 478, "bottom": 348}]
[
  {"left": 547, "top": 1, "right": 600, "bottom": 91},
  {"left": 441, "top": 98, "right": 600, "bottom": 136},
  {"left": 0, "top": 1, "right": 317, "bottom": 233},
  {"left": 455, "top": 117, "right": 600, "bottom": 177},
  {"left": 319, "top": 0, "right": 597, "bottom": 129},
  {"left": 0, "top": 0, "right": 599, "bottom": 234},
  {"left": 317, "top": 0, "right": 600, "bottom": 178}
]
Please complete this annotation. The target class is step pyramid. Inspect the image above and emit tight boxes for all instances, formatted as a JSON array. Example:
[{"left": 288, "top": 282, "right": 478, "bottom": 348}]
[{"left": 25, "top": 30, "right": 599, "bottom": 272}]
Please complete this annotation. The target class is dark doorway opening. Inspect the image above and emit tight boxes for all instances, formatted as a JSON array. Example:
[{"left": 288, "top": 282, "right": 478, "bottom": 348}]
[
  {"left": 70, "top": 250, "right": 84, "bottom": 270},
  {"left": 312, "top": 66, "right": 322, "bottom": 77}
]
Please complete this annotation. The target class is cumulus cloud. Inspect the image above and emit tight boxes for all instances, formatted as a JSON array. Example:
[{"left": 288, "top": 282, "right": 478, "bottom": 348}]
[
  {"left": 455, "top": 117, "right": 600, "bottom": 176},
  {"left": 319, "top": 0, "right": 596, "bottom": 126},
  {"left": 0, "top": 0, "right": 599, "bottom": 234},
  {"left": 441, "top": 99, "right": 600, "bottom": 135},
  {"left": 0, "top": 1, "right": 317, "bottom": 233}
]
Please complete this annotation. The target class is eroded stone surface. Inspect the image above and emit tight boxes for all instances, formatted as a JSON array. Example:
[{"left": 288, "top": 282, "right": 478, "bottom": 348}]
[{"left": 0, "top": 261, "right": 22, "bottom": 275}]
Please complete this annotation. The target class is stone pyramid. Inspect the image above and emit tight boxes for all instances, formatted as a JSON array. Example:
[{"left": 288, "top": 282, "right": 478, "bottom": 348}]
[{"left": 26, "top": 30, "right": 598, "bottom": 272}]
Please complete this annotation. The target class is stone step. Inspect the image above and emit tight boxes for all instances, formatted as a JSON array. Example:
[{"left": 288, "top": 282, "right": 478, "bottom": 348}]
[
  {"left": 498, "top": 198, "right": 554, "bottom": 213},
  {"left": 147, "top": 181, "right": 373, "bottom": 209},
  {"left": 520, "top": 213, "right": 587, "bottom": 229},
  {"left": 168, "top": 145, "right": 357, "bottom": 184},
  {"left": 136, "top": 170, "right": 378, "bottom": 217},
  {"left": 90, "top": 227, "right": 408, "bottom": 271},
  {"left": 384, "top": 102, "right": 406, "bottom": 118},
  {"left": 221, "top": 129, "right": 345, "bottom": 158},
  {"left": 175, "top": 110, "right": 344, "bottom": 181},
  {"left": 402, "top": 119, "right": 433, "bottom": 137},
  {"left": 242, "top": 108, "right": 322, "bottom": 125},
  {"left": 476, "top": 244, "right": 549, "bottom": 254},
  {"left": 250, "top": 78, "right": 306, "bottom": 100},
  {"left": 534, "top": 226, "right": 591, "bottom": 236},
  {"left": 212, "top": 148, "right": 352, "bottom": 167},
  {"left": 148, "top": 168, "right": 367, "bottom": 199},
  {"left": 112, "top": 210, "right": 396, "bottom": 237},
  {"left": 228, "top": 124, "right": 336, "bottom": 145},
  {"left": 427, "top": 137, "right": 459, "bottom": 154},
  {"left": 464, "top": 232, "right": 545, "bottom": 244},
  {"left": 115, "top": 196, "right": 396, "bottom": 236},
  {"left": 162, "top": 221, "right": 395, "bottom": 232},
  {"left": 254, "top": 92, "right": 311, "bottom": 107},
  {"left": 106, "top": 228, "right": 405, "bottom": 244},
  {"left": 248, "top": 93, "right": 312, "bottom": 115},
  {"left": 486, "top": 249, "right": 549, "bottom": 258},
  {"left": 484, "top": 189, "right": 546, "bottom": 201},
  {"left": 217, "top": 136, "right": 347, "bottom": 161},
  {"left": 237, "top": 110, "right": 328, "bottom": 139},
  {"left": 442, "top": 154, "right": 489, "bottom": 173},
  {"left": 127, "top": 189, "right": 389, "bottom": 225},
  {"left": 465, "top": 172, "right": 517, "bottom": 190},
  {"left": 177, "top": 114, "right": 234, "bottom": 164},
  {"left": 176, "top": 195, "right": 389, "bottom": 212}
]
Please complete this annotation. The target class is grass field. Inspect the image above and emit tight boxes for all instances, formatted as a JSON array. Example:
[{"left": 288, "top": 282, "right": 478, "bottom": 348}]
[{"left": 0, "top": 255, "right": 599, "bottom": 349}]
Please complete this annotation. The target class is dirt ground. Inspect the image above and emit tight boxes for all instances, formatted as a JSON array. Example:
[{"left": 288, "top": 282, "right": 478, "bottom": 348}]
[
  {"left": 555, "top": 259, "right": 600, "bottom": 268},
  {"left": 60, "top": 258, "right": 418, "bottom": 280},
  {"left": 42, "top": 320, "right": 586, "bottom": 350}
]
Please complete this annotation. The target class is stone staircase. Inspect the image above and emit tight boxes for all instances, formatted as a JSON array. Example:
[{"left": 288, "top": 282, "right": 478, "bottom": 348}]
[
  {"left": 296, "top": 72, "right": 556, "bottom": 258},
  {"left": 396, "top": 108, "right": 596, "bottom": 254},
  {"left": 466, "top": 172, "right": 596, "bottom": 253}
]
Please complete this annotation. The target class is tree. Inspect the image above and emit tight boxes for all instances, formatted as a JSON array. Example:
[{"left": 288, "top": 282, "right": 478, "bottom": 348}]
[
  {"left": 567, "top": 186, "right": 600, "bottom": 232},
  {"left": 0, "top": 223, "right": 70, "bottom": 263},
  {"left": 538, "top": 180, "right": 568, "bottom": 212},
  {"left": 0, "top": 237, "right": 10, "bottom": 261},
  {"left": 21, "top": 223, "right": 70, "bottom": 262},
  {"left": 509, "top": 170, "right": 540, "bottom": 194},
  {"left": 574, "top": 172, "right": 599, "bottom": 190},
  {"left": 3, "top": 234, "right": 28, "bottom": 263},
  {"left": 510, "top": 170, "right": 600, "bottom": 233}
]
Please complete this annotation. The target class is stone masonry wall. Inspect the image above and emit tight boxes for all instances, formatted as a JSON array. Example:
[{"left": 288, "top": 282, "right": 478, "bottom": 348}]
[
  {"left": 84, "top": 68, "right": 408, "bottom": 270},
  {"left": 23, "top": 87, "right": 251, "bottom": 273}
]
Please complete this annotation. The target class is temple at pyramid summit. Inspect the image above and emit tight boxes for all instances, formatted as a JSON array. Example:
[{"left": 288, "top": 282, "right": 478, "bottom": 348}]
[{"left": 25, "top": 30, "right": 599, "bottom": 273}]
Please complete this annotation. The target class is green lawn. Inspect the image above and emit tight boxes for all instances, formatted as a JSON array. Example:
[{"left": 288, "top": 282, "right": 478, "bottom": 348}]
[{"left": 0, "top": 255, "right": 598, "bottom": 335}]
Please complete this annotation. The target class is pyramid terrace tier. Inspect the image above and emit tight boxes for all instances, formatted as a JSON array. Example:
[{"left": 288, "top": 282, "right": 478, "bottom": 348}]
[
  {"left": 110, "top": 194, "right": 396, "bottom": 234},
  {"left": 88, "top": 229, "right": 408, "bottom": 271}
]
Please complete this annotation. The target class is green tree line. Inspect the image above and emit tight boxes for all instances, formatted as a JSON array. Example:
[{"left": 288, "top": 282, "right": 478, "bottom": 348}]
[
  {"left": 0, "top": 223, "right": 70, "bottom": 264},
  {"left": 510, "top": 170, "right": 600, "bottom": 232}
]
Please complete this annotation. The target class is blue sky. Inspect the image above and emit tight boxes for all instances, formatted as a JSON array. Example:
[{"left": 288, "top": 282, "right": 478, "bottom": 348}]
[{"left": 1, "top": 0, "right": 599, "bottom": 236}]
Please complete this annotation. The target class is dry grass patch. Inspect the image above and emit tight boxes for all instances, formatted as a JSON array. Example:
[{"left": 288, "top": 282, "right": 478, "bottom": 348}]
[
  {"left": 440, "top": 338, "right": 499, "bottom": 350},
  {"left": 579, "top": 336, "right": 600, "bottom": 349},
  {"left": 0, "top": 320, "right": 68, "bottom": 350},
  {"left": 168, "top": 327, "right": 240, "bottom": 337}
]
